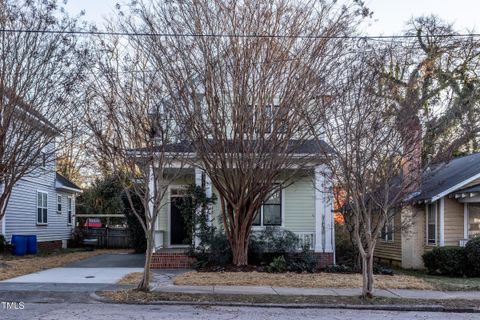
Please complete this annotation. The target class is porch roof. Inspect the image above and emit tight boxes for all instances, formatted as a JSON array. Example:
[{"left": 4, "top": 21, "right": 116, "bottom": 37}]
[
  {"left": 130, "top": 139, "right": 333, "bottom": 155},
  {"left": 413, "top": 152, "right": 480, "bottom": 203}
]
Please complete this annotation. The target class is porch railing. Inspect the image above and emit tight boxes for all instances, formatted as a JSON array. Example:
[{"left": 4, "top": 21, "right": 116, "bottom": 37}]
[
  {"left": 295, "top": 232, "right": 315, "bottom": 250},
  {"left": 459, "top": 239, "right": 469, "bottom": 247}
]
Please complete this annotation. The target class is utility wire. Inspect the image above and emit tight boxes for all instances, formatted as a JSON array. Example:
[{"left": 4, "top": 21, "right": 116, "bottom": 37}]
[{"left": 0, "top": 28, "right": 480, "bottom": 40}]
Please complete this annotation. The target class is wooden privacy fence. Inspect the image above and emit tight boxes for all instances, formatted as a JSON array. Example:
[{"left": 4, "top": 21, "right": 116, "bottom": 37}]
[{"left": 80, "top": 227, "right": 132, "bottom": 249}]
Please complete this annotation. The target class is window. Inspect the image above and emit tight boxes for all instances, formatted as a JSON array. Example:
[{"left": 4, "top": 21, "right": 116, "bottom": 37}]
[
  {"left": 41, "top": 152, "right": 46, "bottom": 168},
  {"left": 273, "top": 105, "right": 288, "bottom": 133},
  {"left": 252, "top": 187, "right": 282, "bottom": 227},
  {"left": 37, "top": 192, "right": 48, "bottom": 224},
  {"left": 67, "top": 197, "right": 73, "bottom": 225},
  {"left": 427, "top": 202, "right": 438, "bottom": 245},
  {"left": 57, "top": 195, "right": 62, "bottom": 213},
  {"left": 381, "top": 217, "right": 394, "bottom": 242},
  {"left": 468, "top": 204, "right": 480, "bottom": 239}
]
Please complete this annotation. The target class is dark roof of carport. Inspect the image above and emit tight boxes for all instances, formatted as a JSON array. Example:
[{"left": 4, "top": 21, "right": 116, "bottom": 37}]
[
  {"left": 131, "top": 139, "right": 334, "bottom": 154},
  {"left": 413, "top": 152, "right": 480, "bottom": 202}
]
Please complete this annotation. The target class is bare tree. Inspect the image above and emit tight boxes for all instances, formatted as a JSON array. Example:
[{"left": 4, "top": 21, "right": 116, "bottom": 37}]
[
  {"left": 0, "top": 0, "right": 87, "bottom": 222},
  {"left": 309, "top": 47, "right": 425, "bottom": 298},
  {"left": 85, "top": 33, "right": 186, "bottom": 291},
  {"left": 380, "top": 16, "right": 480, "bottom": 164},
  {"left": 123, "top": 0, "right": 367, "bottom": 266}
]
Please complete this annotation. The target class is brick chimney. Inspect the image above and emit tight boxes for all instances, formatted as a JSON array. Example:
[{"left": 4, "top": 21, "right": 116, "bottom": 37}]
[{"left": 401, "top": 116, "right": 423, "bottom": 194}]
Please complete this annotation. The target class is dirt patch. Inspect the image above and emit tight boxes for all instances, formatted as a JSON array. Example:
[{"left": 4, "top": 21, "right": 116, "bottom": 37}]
[
  {"left": 99, "top": 290, "right": 480, "bottom": 309},
  {"left": 174, "top": 271, "right": 434, "bottom": 290},
  {"left": 117, "top": 272, "right": 152, "bottom": 285},
  {"left": 0, "top": 249, "right": 131, "bottom": 281}
]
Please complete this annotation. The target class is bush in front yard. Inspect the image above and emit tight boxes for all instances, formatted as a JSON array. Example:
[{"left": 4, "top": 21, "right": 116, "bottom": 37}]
[
  {"left": 188, "top": 231, "right": 232, "bottom": 269},
  {"left": 422, "top": 247, "right": 466, "bottom": 276},
  {"left": 248, "top": 227, "right": 299, "bottom": 264},
  {"left": 465, "top": 237, "right": 480, "bottom": 277},
  {"left": 267, "top": 255, "right": 287, "bottom": 273}
]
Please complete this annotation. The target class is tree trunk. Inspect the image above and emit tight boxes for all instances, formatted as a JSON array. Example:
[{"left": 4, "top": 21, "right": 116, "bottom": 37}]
[
  {"left": 137, "top": 229, "right": 153, "bottom": 291},
  {"left": 231, "top": 232, "right": 249, "bottom": 266},
  {"left": 361, "top": 250, "right": 375, "bottom": 298}
]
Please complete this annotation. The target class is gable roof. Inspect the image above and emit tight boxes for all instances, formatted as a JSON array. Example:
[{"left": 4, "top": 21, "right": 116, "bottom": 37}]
[
  {"left": 413, "top": 152, "right": 480, "bottom": 203},
  {"left": 2, "top": 86, "right": 60, "bottom": 134},
  {"left": 55, "top": 172, "right": 82, "bottom": 193}
]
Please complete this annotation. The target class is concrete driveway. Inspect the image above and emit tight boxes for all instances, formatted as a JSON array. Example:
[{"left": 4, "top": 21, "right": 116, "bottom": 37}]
[{"left": 2, "top": 253, "right": 145, "bottom": 284}]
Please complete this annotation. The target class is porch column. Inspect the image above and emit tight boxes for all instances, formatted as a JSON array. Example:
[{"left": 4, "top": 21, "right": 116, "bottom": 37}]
[
  {"left": 194, "top": 168, "right": 203, "bottom": 247},
  {"left": 0, "top": 184, "right": 5, "bottom": 236},
  {"left": 464, "top": 203, "right": 469, "bottom": 239},
  {"left": 205, "top": 173, "right": 213, "bottom": 226},
  {"left": 149, "top": 165, "right": 163, "bottom": 251},
  {"left": 314, "top": 165, "right": 334, "bottom": 254},
  {"left": 439, "top": 197, "right": 445, "bottom": 246}
]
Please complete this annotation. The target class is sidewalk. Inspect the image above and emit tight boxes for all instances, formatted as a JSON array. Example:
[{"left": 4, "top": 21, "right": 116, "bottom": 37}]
[{"left": 152, "top": 284, "right": 480, "bottom": 300}]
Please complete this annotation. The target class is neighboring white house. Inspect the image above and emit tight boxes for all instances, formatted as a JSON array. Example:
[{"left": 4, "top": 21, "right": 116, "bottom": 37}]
[
  {"left": 0, "top": 165, "right": 81, "bottom": 250},
  {"left": 0, "top": 91, "right": 82, "bottom": 251}
]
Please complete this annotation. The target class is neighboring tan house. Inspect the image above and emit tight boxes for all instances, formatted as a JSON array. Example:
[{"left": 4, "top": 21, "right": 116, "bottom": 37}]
[
  {"left": 138, "top": 141, "right": 336, "bottom": 269},
  {"left": 375, "top": 152, "right": 480, "bottom": 269}
]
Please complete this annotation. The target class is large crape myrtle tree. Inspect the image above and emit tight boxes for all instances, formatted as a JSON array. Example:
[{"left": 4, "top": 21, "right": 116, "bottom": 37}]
[{"left": 122, "top": 0, "right": 368, "bottom": 266}]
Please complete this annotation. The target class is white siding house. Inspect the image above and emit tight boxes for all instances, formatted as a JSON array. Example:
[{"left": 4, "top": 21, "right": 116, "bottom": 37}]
[{"left": 0, "top": 144, "right": 81, "bottom": 250}]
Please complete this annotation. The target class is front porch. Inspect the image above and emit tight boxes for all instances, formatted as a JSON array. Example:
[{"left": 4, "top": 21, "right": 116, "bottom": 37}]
[{"left": 149, "top": 166, "right": 335, "bottom": 269}]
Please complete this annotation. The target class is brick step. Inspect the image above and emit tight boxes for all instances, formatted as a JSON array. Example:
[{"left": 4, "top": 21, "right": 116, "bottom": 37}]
[{"left": 150, "top": 252, "right": 196, "bottom": 269}]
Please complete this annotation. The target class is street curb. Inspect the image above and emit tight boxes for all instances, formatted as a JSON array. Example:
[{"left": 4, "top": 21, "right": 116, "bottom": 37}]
[{"left": 90, "top": 292, "right": 480, "bottom": 313}]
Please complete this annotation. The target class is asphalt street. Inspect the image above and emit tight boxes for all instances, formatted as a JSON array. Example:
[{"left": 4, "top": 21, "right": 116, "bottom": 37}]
[{"left": 1, "top": 303, "right": 479, "bottom": 320}]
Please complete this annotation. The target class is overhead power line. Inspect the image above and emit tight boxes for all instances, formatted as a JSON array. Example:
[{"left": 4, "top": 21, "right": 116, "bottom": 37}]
[{"left": 0, "top": 28, "right": 480, "bottom": 40}]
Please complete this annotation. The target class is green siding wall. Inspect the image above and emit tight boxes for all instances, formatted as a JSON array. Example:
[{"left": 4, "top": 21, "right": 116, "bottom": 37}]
[
  {"left": 156, "top": 173, "right": 316, "bottom": 247},
  {"left": 283, "top": 176, "right": 315, "bottom": 232}
]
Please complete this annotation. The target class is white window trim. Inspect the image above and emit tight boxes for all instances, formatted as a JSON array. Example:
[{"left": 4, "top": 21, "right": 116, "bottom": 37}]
[
  {"left": 381, "top": 216, "right": 394, "bottom": 243},
  {"left": 67, "top": 196, "right": 73, "bottom": 225},
  {"left": 252, "top": 187, "right": 284, "bottom": 229},
  {"left": 37, "top": 190, "right": 48, "bottom": 225},
  {"left": 167, "top": 185, "right": 190, "bottom": 248},
  {"left": 57, "top": 195, "right": 62, "bottom": 214},
  {"left": 426, "top": 202, "right": 438, "bottom": 246}
]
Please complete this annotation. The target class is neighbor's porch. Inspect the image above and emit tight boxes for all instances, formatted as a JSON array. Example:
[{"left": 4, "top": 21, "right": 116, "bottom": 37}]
[{"left": 451, "top": 185, "right": 480, "bottom": 247}]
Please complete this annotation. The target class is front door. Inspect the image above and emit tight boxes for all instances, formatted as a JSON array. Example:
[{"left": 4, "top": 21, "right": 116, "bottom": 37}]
[{"left": 170, "top": 197, "right": 190, "bottom": 245}]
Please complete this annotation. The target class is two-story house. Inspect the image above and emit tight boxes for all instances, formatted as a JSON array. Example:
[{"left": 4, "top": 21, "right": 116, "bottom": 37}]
[{"left": 0, "top": 91, "right": 81, "bottom": 252}]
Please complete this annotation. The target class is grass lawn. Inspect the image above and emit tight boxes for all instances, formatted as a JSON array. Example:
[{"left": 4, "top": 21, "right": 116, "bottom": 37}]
[
  {"left": 174, "top": 271, "right": 435, "bottom": 290},
  {"left": 100, "top": 290, "right": 480, "bottom": 309},
  {"left": 395, "top": 269, "right": 480, "bottom": 291},
  {"left": 0, "top": 248, "right": 131, "bottom": 281}
]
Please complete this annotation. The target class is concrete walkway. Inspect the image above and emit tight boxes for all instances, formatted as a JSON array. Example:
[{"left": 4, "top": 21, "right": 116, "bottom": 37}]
[{"left": 152, "top": 283, "right": 480, "bottom": 300}]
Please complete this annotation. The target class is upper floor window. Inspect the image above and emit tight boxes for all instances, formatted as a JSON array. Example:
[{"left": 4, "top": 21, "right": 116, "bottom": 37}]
[
  {"left": 57, "top": 195, "right": 62, "bottom": 213},
  {"left": 252, "top": 186, "right": 282, "bottom": 227},
  {"left": 381, "top": 216, "right": 394, "bottom": 242},
  {"left": 427, "top": 202, "right": 438, "bottom": 245},
  {"left": 41, "top": 152, "right": 47, "bottom": 168},
  {"left": 37, "top": 191, "right": 48, "bottom": 224}
]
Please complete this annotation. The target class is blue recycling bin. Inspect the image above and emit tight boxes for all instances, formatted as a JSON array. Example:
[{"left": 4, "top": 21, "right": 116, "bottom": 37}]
[
  {"left": 11, "top": 235, "right": 27, "bottom": 256},
  {"left": 26, "top": 235, "right": 37, "bottom": 254}
]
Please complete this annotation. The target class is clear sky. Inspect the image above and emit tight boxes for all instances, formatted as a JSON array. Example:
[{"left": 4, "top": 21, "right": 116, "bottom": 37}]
[{"left": 64, "top": 0, "right": 480, "bottom": 35}]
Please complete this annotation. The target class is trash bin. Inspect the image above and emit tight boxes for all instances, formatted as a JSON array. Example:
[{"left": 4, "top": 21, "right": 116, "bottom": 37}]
[
  {"left": 11, "top": 235, "right": 27, "bottom": 256},
  {"left": 26, "top": 235, "right": 37, "bottom": 254}
]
